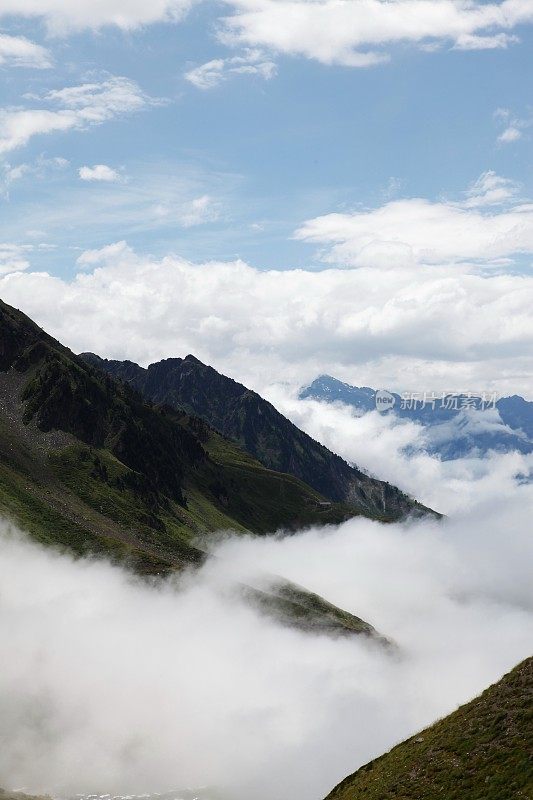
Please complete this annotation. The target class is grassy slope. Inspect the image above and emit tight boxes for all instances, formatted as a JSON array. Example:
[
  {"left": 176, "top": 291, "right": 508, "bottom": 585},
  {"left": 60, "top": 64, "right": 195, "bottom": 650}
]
[
  {"left": 0, "top": 299, "right": 373, "bottom": 636},
  {"left": 325, "top": 656, "right": 533, "bottom": 800}
]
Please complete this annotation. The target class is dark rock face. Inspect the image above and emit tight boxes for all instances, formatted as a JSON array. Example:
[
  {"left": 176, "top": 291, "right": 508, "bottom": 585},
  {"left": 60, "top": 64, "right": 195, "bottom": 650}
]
[
  {"left": 0, "top": 299, "right": 359, "bottom": 546},
  {"left": 82, "top": 353, "right": 434, "bottom": 520}
]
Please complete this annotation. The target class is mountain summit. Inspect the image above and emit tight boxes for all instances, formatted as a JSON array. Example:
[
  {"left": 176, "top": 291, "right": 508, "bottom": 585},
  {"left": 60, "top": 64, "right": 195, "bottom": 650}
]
[{"left": 81, "top": 353, "right": 434, "bottom": 520}]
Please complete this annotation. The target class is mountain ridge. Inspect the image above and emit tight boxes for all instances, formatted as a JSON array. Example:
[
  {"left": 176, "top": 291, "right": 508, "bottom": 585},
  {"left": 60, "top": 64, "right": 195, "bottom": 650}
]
[
  {"left": 81, "top": 353, "right": 434, "bottom": 521},
  {"left": 0, "top": 298, "right": 381, "bottom": 638}
]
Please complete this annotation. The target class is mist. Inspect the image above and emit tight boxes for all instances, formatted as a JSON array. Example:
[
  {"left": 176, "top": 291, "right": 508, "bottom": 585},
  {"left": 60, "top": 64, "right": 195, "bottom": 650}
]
[
  {"left": 1, "top": 469, "right": 532, "bottom": 800},
  {"left": 264, "top": 386, "right": 533, "bottom": 515}
]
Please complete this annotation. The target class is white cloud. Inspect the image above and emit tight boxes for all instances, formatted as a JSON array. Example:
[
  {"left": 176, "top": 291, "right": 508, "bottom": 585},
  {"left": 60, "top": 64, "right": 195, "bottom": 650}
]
[
  {"left": 1, "top": 238, "right": 533, "bottom": 397},
  {"left": 499, "top": 125, "right": 523, "bottom": 142},
  {"left": 0, "top": 0, "right": 196, "bottom": 34},
  {"left": 75, "top": 239, "right": 131, "bottom": 269},
  {"left": 79, "top": 164, "right": 121, "bottom": 182},
  {"left": 452, "top": 31, "right": 519, "bottom": 49},
  {"left": 0, "top": 243, "right": 32, "bottom": 274},
  {"left": 0, "top": 33, "right": 51, "bottom": 67},
  {"left": 185, "top": 49, "right": 277, "bottom": 89},
  {"left": 0, "top": 76, "right": 154, "bottom": 154},
  {"left": 463, "top": 170, "right": 519, "bottom": 207},
  {"left": 294, "top": 172, "right": 533, "bottom": 267},
  {"left": 219, "top": 0, "right": 533, "bottom": 67}
]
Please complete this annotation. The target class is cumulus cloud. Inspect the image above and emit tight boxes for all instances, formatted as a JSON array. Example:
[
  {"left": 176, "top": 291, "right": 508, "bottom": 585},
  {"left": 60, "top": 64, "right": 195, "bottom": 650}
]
[
  {"left": 2, "top": 0, "right": 532, "bottom": 67},
  {"left": 219, "top": 0, "right": 533, "bottom": 67},
  {"left": 1, "top": 239, "right": 533, "bottom": 397},
  {"left": 0, "top": 470, "right": 532, "bottom": 799},
  {"left": 79, "top": 164, "right": 121, "bottom": 182},
  {"left": 0, "top": 76, "right": 155, "bottom": 154},
  {"left": 185, "top": 48, "right": 277, "bottom": 89},
  {"left": 0, "top": 32, "right": 51, "bottom": 67},
  {"left": 0, "top": 0, "right": 196, "bottom": 34},
  {"left": 294, "top": 172, "right": 533, "bottom": 267}
]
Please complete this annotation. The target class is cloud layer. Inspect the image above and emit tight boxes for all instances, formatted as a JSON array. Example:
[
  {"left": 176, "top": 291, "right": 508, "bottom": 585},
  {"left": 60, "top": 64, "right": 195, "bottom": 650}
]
[
  {"left": 0, "top": 0, "right": 195, "bottom": 34},
  {"left": 220, "top": 0, "right": 533, "bottom": 66},
  {"left": 2, "top": 0, "right": 533, "bottom": 67},
  {"left": 0, "top": 33, "right": 51, "bottom": 67},
  {"left": 295, "top": 172, "right": 533, "bottom": 267},
  {"left": 1, "top": 233, "right": 532, "bottom": 396},
  {"left": 0, "top": 468, "right": 532, "bottom": 799}
]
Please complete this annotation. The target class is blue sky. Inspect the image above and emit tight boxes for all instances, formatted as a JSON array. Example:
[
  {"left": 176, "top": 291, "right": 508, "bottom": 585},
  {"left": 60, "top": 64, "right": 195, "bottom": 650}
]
[
  {"left": 1, "top": 2, "right": 533, "bottom": 397},
  {"left": 1, "top": 2, "right": 533, "bottom": 276}
]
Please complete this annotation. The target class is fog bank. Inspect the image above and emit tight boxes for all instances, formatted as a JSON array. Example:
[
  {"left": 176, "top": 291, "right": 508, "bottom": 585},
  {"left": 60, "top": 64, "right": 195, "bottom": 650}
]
[{"left": 1, "top": 482, "right": 532, "bottom": 800}]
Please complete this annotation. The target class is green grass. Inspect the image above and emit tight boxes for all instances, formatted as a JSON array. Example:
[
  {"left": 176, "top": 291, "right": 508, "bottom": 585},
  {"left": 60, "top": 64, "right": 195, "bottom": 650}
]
[{"left": 325, "top": 657, "right": 533, "bottom": 800}]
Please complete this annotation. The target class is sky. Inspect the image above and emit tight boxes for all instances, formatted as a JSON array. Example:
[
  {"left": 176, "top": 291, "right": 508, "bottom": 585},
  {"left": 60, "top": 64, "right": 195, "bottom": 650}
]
[{"left": 0, "top": 1, "right": 533, "bottom": 396}]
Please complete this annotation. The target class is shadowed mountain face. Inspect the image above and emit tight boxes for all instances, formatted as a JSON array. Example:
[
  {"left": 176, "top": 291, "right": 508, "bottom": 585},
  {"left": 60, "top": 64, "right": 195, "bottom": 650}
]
[
  {"left": 301, "top": 375, "right": 533, "bottom": 462},
  {"left": 81, "top": 354, "right": 433, "bottom": 521},
  {"left": 0, "top": 298, "right": 383, "bottom": 638},
  {"left": 324, "top": 656, "right": 533, "bottom": 800}
]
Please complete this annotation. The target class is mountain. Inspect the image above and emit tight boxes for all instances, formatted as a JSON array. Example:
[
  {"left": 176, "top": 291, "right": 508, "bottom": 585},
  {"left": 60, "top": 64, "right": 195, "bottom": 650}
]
[
  {"left": 324, "top": 656, "right": 533, "bottom": 800},
  {"left": 301, "top": 375, "right": 533, "bottom": 462},
  {"left": 0, "top": 298, "right": 380, "bottom": 638},
  {"left": 80, "top": 354, "right": 433, "bottom": 520}
]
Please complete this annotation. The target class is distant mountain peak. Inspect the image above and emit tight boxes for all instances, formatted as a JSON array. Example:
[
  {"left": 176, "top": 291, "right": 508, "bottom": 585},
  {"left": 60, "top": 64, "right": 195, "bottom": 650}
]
[{"left": 301, "top": 374, "right": 533, "bottom": 461}]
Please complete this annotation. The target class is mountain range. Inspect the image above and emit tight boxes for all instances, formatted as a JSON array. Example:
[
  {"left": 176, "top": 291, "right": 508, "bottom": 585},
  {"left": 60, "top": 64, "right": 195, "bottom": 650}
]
[
  {"left": 301, "top": 375, "right": 533, "bottom": 462},
  {"left": 0, "top": 299, "right": 530, "bottom": 798},
  {"left": 0, "top": 298, "right": 431, "bottom": 638},
  {"left": 80, "top": 353, "right": 429, "bottom": 519}
]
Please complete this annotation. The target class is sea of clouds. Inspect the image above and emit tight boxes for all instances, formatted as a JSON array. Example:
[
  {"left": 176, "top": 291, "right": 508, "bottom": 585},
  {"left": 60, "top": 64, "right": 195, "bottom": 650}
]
[{"left": 1, "top": 411, "right": 532, "bottom": 800}]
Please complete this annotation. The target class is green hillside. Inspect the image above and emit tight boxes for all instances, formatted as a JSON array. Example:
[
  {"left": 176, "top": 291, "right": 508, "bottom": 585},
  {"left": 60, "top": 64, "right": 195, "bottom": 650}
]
[
  {"left": 325, "top": 656, "right": 533, "bottom": 800},
  {"left": 0, "top": 298, "right": 377, "bottom": 637}
]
